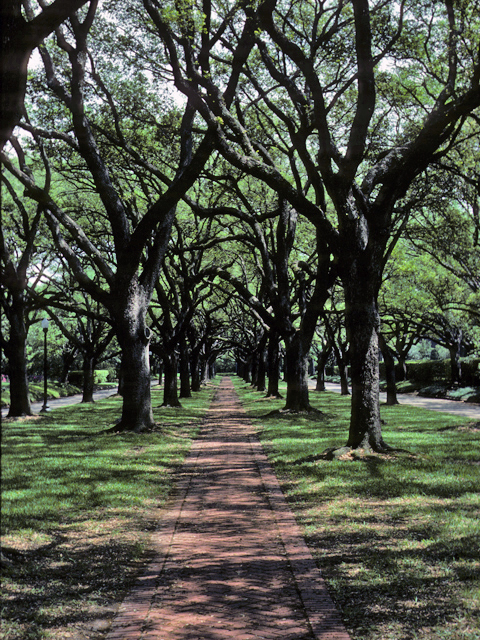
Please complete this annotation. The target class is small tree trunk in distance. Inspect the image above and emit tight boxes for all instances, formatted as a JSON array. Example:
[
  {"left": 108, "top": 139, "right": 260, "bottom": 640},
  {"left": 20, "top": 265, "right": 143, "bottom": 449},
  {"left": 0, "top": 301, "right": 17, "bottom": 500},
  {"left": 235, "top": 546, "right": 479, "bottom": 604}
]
[
  {"left": 316, "top": 366, "right": 326, "bottom": 391},
  {"left": 256, "top": 347, "right": 266, "bottom": 392},
  {"left": 378, "top": 332, "right": 398, "bottom": 405},
  {"left": 162, "top": 352, "right": 181, "bottom": 407},
  {"left": 179, "top": 337, "right": 191, "bottom": 398},
  {"left": 266, "top": 332, "right": 282, "bottom": 397},
  {"left": 449, "top": 330, "right": 462, "bottom": 385},
  {"left": 397, "top": 354, "right": 408, "bottom": 382},
  {"left": 190, "top": 350, "right": 201, "bottom": 391},
  {"left": 339, "top": 361, "right": 350, "bottom": 395},
  {"left": 82, "top": 354, "right": 95, "bottom": 403},
  {"left": 59, "top": 345, "right": 77, "bottom": 384},
  {"left": 157, "top": 362, "right": 163, "bottom": 386},
  {"left": 6, "top": 306, "right": 32, "bottom": 417},
  {"left": 250, "top": 353, "right": 258, "bottom": 388}
]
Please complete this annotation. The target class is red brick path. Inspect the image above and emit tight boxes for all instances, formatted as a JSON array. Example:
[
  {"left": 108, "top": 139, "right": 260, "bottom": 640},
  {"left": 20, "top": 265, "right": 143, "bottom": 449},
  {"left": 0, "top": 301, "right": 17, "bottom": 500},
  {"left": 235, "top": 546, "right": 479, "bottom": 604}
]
[{"left": 106, "top": 378, "right": 351, "bottom": 640}]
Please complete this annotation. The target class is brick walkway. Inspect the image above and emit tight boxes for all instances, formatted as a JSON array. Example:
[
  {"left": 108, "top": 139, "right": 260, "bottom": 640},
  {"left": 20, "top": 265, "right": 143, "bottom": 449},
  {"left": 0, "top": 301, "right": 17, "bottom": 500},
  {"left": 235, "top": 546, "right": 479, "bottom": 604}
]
[{"left": 106, "top": 377, "right": 351, "bottom": 640}]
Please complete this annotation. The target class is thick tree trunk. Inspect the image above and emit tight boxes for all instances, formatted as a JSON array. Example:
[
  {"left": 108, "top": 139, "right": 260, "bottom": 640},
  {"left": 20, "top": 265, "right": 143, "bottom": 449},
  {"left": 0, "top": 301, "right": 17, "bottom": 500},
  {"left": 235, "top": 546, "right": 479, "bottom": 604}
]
[
  {"left": 344, "top": 282, "right": 389, "bottom": 452},
  {"left": 162, "top": 352, "right": 181, "bottom": 406},
  {"left": 112, "top": 288, "right": 155, "bottom": 432},
  {"left": 283, "top": 335, "right": 311, "bottom": 411},
  {"left": 190, "top": 349, "right": 201, "bottom": 392},
  {"left": 379, "top": 332, "right": 398, "bottom": 405},
  {"left": 81, "top": 354, "right": 95, "bottom": 403},
  {"left": 5, "top": 303, "right": 32, "bottom": 417}
]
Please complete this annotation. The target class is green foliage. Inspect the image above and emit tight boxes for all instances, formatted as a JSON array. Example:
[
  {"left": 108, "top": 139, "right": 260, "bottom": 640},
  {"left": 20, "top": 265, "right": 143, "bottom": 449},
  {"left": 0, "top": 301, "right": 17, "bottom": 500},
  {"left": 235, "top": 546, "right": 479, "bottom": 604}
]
[{"left": 93, "top": 369, "right": 109, "bottom": 384}]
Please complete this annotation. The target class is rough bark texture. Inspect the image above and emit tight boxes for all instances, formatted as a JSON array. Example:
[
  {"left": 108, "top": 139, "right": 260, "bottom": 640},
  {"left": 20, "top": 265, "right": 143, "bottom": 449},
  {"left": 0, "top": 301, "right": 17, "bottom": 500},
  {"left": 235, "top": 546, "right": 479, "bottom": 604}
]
[
  {"left": 163, "top": 352, "right": 181, "bottom": 407},
  {"left": 5, "top": 306, "right": 32, "bottom": 417},
  {"left": 344, "top": 279, "right": 389, "bottom": 452},
  {"left": 283, "top": 336, "right": 311, "bottom": 411},
  {"left": 112, "top": 287, "right": 155, "bottom": 432}
]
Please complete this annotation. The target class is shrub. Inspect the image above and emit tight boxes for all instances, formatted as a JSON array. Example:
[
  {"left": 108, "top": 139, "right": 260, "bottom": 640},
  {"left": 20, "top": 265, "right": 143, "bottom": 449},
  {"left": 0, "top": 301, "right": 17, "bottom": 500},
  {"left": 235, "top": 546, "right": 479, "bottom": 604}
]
[
  {"left": 94, "top": 370, "right": 109, "bottom": 384},
  {"left": 418, "top": 384, "right": 449, "bottom": 398}
]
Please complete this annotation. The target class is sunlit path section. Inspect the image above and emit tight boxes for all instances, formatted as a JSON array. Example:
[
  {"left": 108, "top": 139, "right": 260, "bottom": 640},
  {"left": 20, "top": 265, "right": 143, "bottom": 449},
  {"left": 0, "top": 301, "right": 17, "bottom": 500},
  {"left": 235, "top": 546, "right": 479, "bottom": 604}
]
[{"left": 106, "top": 377, "right": 350, "bottom": 640}]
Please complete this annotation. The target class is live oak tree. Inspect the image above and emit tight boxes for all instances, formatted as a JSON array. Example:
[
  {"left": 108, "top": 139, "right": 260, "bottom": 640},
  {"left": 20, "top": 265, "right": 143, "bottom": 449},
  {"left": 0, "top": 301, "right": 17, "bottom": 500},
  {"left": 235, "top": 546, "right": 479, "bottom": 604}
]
[
  {"left": 149, "top": 0, "right": 480, "bottom": 451},
  {"left": 0, "top": 0, "right": 91, "bottom": 150},
  {"left": 0, "top": 172, "right": 43, "bottom": 416},
  {"left": 1, "top": 3, "right": 214, "bottom": 432},
  {"left": 46, "top": 297, "right": 115, "bottom": 403},
  {"left": 148, "top": 216, "right": 219, "bottom": 405}
]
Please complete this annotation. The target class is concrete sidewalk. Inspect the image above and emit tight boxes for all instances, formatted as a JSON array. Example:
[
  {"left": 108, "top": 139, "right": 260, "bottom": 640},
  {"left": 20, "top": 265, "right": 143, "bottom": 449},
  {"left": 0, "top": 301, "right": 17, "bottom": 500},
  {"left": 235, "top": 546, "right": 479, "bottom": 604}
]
[
  {"left": 1, "top": 387, "right": 118, "bottom": 419},
  {"left": 105, "top": 377, "right": 351, "bottom": 640}
]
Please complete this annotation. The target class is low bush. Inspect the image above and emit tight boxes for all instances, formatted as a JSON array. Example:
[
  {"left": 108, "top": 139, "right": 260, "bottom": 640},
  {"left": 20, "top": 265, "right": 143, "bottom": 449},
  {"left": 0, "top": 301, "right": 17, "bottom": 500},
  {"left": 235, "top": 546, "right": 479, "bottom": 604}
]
[{"left": 94, "top": 369, "right": 109, "bottom": 384}]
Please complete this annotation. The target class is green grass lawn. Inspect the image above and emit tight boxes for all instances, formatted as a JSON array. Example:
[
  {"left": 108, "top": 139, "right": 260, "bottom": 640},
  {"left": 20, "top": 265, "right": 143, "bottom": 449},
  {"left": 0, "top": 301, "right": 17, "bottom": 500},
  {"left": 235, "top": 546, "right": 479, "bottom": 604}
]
[
  {"left": 1, "top": 382, "right": 216, "bottom": 640},
  {"left": 232, "top": 378, "right": 480, "bottom": 640},
  {"left": 2, "top": 376, "right": 478, "bottom": 640}
]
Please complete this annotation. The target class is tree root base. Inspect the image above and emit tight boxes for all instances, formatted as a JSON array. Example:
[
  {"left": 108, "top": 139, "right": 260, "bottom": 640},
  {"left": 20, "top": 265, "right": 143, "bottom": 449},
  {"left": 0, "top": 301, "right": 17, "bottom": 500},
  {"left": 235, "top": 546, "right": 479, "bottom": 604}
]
[
  {"left": 321, "top": 445, "right": 414, "bottom": 461},
  {"left": 265, "top": 405, "right": 324, "bottom": 418},
  {"left": 105, "top": 420, "right": 159, "bottom": 434}
]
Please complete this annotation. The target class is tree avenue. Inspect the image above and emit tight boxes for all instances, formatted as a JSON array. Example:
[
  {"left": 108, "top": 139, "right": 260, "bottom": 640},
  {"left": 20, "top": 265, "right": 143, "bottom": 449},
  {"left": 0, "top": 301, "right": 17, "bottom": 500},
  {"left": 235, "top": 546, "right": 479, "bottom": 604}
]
[
  {"left": 1, "top": 1, "right": 479, "bottom": 451},
  {"left": 145, "top": 0, "right": 480, "bottom": 452},
  {"left": 2, "top": 3, "right": 216, "bottom": 431}
]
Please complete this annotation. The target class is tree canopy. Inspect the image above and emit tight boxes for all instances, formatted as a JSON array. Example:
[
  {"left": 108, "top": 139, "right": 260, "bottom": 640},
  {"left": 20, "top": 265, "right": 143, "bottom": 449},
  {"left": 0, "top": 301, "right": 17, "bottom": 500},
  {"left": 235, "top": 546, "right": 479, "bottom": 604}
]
[{"left": 1, "top": 0, "right": 479, "bottom": 448}]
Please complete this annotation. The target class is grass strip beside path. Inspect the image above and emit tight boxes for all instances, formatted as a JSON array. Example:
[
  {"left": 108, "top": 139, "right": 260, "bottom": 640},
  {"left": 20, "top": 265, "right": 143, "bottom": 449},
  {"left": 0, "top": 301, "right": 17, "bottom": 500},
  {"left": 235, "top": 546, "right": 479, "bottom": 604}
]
[
  {"left": 1, "top": 381, "right": 217, "bottom": 640},
  {"left": 233, "top": 377, "right": 480, "bottom": 640}
]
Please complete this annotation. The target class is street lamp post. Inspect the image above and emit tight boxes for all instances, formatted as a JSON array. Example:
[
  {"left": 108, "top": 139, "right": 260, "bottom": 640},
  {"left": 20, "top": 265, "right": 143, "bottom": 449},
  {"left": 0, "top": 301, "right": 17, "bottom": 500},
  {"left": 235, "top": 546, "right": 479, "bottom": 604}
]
[{"left": 40, "top": 317, "right": 50, "bottom": 413}]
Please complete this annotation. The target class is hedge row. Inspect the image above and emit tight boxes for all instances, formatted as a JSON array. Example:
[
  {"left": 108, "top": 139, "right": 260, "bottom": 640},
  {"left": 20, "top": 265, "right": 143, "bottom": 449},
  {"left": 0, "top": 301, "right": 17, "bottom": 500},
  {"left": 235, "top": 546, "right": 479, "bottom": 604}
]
[{"left": 68, "top": 369, "right": 113, "bottom": 387}]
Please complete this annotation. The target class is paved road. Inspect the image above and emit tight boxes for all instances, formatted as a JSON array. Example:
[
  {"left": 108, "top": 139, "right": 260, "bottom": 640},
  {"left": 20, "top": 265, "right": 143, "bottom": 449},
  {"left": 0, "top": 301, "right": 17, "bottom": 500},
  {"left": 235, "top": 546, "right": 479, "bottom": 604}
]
[{"left": 314, "top": 381, "right": 480, "bottom": 421}]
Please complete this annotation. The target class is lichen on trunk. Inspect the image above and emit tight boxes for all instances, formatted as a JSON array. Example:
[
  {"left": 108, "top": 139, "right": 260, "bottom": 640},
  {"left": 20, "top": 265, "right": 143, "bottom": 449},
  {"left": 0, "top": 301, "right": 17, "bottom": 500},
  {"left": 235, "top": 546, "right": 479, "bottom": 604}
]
[
  {"left": 344, "top": 281, "right": 391, "bottom": 453},
  {"left": 112, "top": 287, "right": 155, "bottom": 432}
]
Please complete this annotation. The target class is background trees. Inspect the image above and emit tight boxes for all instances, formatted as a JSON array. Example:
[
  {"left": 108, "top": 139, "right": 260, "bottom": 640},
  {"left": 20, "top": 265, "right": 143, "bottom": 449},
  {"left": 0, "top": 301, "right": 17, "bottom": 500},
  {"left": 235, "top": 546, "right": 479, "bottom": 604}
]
[
  {"left": 142, "top": 0, "right": 479, "bottom": 451},
  {"left": 2, "top": 0, "right": 479, "bottom": 448}
]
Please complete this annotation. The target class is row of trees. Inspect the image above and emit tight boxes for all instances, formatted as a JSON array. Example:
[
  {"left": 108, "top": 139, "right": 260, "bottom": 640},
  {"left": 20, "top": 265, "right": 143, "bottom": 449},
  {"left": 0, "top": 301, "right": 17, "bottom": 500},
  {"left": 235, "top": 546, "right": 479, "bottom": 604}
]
[{"left": 1, "top": 0, "right": 479, "bottom": 452}]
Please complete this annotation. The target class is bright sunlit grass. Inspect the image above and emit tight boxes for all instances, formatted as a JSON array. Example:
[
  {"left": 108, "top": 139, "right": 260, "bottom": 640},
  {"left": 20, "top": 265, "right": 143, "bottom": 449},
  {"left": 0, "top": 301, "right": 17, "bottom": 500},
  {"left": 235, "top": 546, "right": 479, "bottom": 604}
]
[
  {"left": 1, "top": 382, "right": 216, "bottom": 640},
  {"left": 233, "top": 378, "right": 480, "bottom": 640}
]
